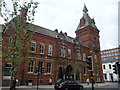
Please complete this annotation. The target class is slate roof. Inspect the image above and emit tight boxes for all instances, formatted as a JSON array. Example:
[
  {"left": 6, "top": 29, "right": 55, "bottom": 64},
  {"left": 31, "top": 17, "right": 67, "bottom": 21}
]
[
  {"left": 2, "top": 17, "right": 88, "bottom": 48},
  {"left": 29, "top": 23, "right": 88, "bottom": 47},
  {"left": 76, "top": 5, "right": 97, "bottom": 31},
  {"left": 29, "top": 23, "right": 58, "bottom": 38}
]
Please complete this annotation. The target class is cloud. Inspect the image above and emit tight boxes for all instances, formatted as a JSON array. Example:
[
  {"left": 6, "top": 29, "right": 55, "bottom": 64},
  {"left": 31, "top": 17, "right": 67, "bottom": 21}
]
[{"left": 34, "top": 0, "right": 119, "bottom": 50}]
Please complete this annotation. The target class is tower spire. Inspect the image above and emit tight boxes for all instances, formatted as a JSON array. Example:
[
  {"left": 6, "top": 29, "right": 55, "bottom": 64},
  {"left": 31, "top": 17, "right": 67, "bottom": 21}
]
[
  {"left": 76, "top": 4, "right": 98, "bottom": 31},
  {"left": 83, "top": 4, "right": 88, "bottom": 13}
]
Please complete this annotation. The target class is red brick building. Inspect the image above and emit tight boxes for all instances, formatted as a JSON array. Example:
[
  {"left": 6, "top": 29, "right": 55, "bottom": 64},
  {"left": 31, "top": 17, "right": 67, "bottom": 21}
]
[
  {"left": 0, "top": 25, "right": 2, "bottom": 87},
  {"left": 2, "top": 5, "right": 104, "bottom": 86}
]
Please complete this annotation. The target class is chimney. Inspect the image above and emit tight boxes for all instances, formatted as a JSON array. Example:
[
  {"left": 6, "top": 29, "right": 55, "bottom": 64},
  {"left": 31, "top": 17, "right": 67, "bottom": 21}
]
[
  {"left": 64, "top": 32, "right": 67, "bottom": 36},
  {"left": 60, "top": 31, "right": 63, "bottom": 34},
  {"left": 54, "top": 29, "right": 58, "bottom": 33}
]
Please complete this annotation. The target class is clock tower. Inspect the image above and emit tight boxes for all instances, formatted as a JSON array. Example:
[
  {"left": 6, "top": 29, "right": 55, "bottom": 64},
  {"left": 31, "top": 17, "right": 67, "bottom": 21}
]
[
  {"left": 75, "top": 4, "right": 104, "bottom": 82},
  {"left": 75, "top": 4, "right": 100, "bottom": 50}
]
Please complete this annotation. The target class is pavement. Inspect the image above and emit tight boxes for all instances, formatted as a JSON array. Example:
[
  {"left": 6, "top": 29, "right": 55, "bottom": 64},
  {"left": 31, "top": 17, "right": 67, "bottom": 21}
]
[
  {"left": 82, "top": 82, "right": 114, "bottom": 87},
  {"left": 1, "top": 85, "right": 54, "bottom": 89},
  {"left": 1, "top": 82, "right": 120, "bottom": 89},
  {"left": 81, "top": 82, "right": 119, "bottom": 88}
]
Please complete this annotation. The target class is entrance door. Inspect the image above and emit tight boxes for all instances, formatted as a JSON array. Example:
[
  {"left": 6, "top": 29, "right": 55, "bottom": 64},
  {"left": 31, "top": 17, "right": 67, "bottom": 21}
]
[
  {"left": 58, "top": 67, "right": 64, "bottom": 79},
  {"left": 110, "top": 73, "right": 113, "bottom": 82},
  {"left": 65, "top": 65, "right": 73, "bottom": 80}
]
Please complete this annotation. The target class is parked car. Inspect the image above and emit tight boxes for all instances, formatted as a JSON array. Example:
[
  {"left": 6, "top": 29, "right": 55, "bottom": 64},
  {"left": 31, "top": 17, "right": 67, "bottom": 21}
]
[{"left": 54, "top": 80, "right": 83, "bottom": 90}]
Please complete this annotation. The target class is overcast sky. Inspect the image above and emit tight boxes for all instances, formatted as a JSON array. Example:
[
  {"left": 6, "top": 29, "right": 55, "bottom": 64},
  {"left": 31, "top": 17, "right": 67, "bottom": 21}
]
[{"left": 0, "top": 0, "right": 119, "bottom": 50}]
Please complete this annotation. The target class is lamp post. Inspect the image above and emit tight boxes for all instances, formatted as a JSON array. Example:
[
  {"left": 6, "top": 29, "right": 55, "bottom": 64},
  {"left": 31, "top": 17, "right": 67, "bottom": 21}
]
[
  {"left": 37, "top": 65, "right": 40, "bottom": 90},
  {"left": 88, "top": 51, "right": 94, "bottom": 90},
  {"left": 91, "top": 71, "right": 94, "bottom": 90}
]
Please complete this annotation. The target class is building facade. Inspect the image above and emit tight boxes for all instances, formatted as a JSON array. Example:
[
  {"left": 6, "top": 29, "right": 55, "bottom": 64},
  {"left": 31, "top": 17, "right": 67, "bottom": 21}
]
[
  {"left": 101, "top": 47, "right": 120, "bottom": 61},
  {"left": 102, "top": 58, "right": 119, "bottom": 82},
  {"left": 2, "top": 5, "right": 104, "bottom": 86},
  {"left": 101, "top": 47, "right": 120, "bottom": 82}
]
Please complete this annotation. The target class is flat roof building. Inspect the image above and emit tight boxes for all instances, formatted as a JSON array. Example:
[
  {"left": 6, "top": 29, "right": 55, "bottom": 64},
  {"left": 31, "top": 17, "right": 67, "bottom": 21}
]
[
  {"left": 102, "top": 58, "right": 119, "bottom": 82},
  {"left": 101, "top": 47, "right": 120, "bottom": 61}
]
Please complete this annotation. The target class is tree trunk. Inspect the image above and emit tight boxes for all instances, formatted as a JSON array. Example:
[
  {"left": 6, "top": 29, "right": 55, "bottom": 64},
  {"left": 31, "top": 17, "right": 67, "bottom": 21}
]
[
  {"left": 74, "top": 73, "right": 76, "bottom": 80},
  {"left": 20, "top": 58, "right": 26, "bottom": 85},
  {"left": 10, "top": 72, "right": 13, "bottom": 90}
]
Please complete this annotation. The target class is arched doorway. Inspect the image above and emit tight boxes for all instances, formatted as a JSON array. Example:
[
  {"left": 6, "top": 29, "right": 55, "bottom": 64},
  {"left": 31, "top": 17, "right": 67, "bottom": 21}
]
[
  {"left": 65, "top": 65, "right": 73, "bottom": 80},
  {"left": 58, "top": 67, "right": 65, "bottom": 80}
]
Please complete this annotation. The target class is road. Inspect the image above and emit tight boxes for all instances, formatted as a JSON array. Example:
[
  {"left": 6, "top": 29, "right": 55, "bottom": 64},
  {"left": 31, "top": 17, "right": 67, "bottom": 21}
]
[
  {"left": 1, "top": 88, "right": 119, "bottom": 90},
  {"left": 1, "top": 87, "right": 119, "bottom": 90}
]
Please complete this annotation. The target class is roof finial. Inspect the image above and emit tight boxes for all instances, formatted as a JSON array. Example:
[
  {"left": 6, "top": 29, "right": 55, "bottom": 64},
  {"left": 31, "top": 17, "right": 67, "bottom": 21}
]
[
  {"left": 92, "top": 17, "right": 95, "bottom": 24},
  {"left": 83, "top": 3, "right": 88, "bottom": 13}
]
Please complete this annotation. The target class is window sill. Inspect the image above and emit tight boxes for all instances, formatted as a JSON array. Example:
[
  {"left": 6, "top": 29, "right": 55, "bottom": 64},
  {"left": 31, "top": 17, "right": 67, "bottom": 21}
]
[
  {"left": 44, "top": 73, "right": 52, "bottom": 75},
  {"left": 47, "top": 54, "right": 52, "bottom": 56},
  {"left": 30, "top": 51, "right": 36, "bottom": 53},
  {"left": 28, "top": 72, "right": 34, "bottom": 74},
  {"left": 3, "top": 76, "right": 11, "bottom": 80},
  {"left": 40, "top": 53, "right": 44, "bottom": 55},
  {"left": 34, "top": 73, "right": 43, "bottom": 75},
  {"left": 60, "top": 56, "right": 67, "bottom": 59}
]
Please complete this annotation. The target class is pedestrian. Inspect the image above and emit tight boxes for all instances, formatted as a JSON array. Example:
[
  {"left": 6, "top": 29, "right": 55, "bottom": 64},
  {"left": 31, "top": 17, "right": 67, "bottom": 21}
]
[
  {"left": 86, "top": 78, "right": 89, "bottom": 85},
  {"left": 57, "top": 78, "right": 62, "bottom": 83},
  {"left": 16, "top": 79, "right": 18, "bottom": 86},
  {"left": 25, "top": 80, "right": 28, "bottom": 86},
  {"left": 12, "top": 77, "right": 17, "bottom": 90},
  {"left": 49, "top": 78, "right": 52, "bottom": 85}
]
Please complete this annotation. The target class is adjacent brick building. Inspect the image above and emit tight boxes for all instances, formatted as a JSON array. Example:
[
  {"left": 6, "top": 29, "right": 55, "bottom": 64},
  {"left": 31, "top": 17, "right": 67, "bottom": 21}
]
[{"left": 2, "top": 5, "right": 104, "bottom": 86}]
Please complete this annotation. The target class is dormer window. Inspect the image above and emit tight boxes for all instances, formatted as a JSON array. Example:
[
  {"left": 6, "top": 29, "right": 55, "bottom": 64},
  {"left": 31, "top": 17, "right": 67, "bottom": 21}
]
[
  {"left": 71, "top": 39, "right": 74, "bottom": 43},
  {"left": 60, "top": 46, "right": 66, "bottom": 57},
  {"left": 56, "top": 35, "right": 58, "bottom": 38},
  {"left": 60, "top": 37, "right": 63, "bottom": 40}
]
